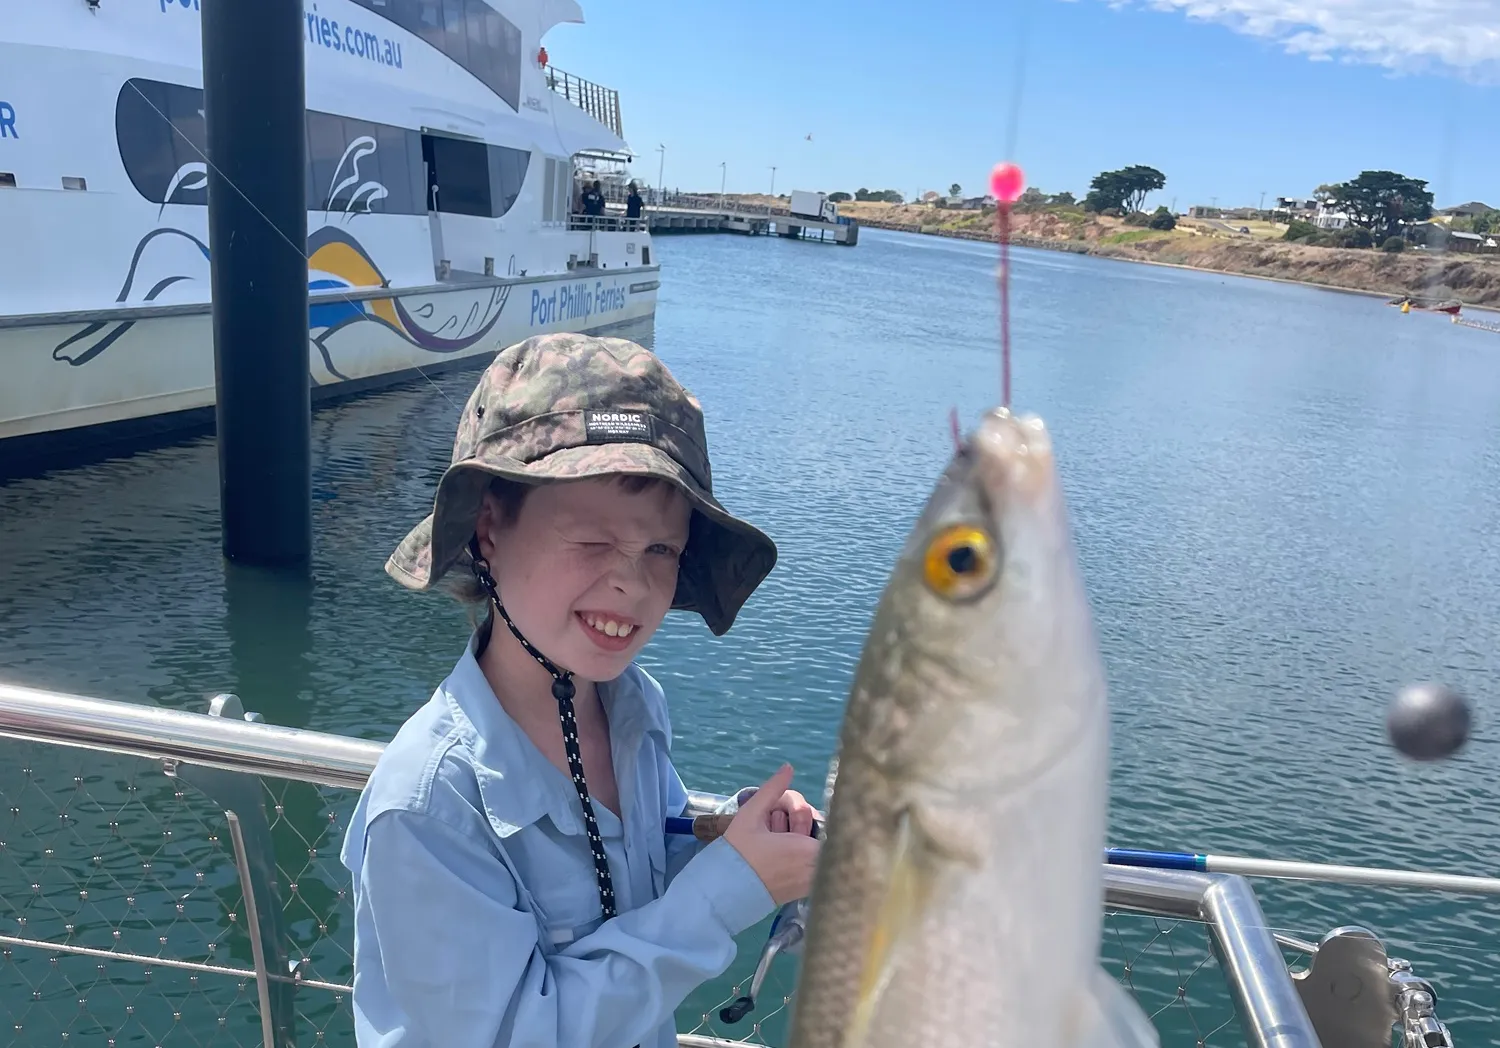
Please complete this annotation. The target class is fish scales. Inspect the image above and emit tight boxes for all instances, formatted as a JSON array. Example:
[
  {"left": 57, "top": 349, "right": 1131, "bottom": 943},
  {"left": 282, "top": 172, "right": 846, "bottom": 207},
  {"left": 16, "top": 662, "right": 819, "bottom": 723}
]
[{"left": 787, "top": 408, "right": 1158, "bottom": 1048}]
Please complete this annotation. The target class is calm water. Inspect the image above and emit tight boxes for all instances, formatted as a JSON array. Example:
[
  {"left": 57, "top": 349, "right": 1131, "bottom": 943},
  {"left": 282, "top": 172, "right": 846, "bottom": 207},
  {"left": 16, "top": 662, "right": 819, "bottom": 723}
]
[{"left": 3, "top": 227, "right": 1500, "bottom": 1041}]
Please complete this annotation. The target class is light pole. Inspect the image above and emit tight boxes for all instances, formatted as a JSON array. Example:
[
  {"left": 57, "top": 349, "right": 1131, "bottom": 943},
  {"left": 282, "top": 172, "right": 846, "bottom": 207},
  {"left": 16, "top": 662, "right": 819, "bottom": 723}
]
[
  {"left": 655, "top": 144, "right": 665, "bottom": 204},
  {"left": 719, "top": 161, "right": 727, "bottom": 210},
  {"left": 769, "top": 165, "right": 777, "bottom": 199}
]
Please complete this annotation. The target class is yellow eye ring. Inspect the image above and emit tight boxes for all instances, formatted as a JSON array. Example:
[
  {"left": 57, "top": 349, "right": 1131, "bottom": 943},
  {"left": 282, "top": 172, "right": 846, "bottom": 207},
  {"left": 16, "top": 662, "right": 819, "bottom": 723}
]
[{"left": 922, "top": 524, "right": 998, "bottom": 601}]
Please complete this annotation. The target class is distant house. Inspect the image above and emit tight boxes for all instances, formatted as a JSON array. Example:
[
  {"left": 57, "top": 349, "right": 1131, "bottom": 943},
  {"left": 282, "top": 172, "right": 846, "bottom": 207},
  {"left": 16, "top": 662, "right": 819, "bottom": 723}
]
[
  {"left": 921, "top": 190, "right": 941, "bottom": 203},
  {"left": 1437, "top": 201, "right": 1494, "bottom": 218},
  {"left": 1449, "top": 230, "right": 1484, "bottom": 253},
  {"left": 1187, "top": 205, "right": 1221, "bottom": 218},
  {"left": 957, "top": 195, "right": 994, "bottom": 211},
  {"left": 1409, "top": 223, "right": 1489, "bottom": 251},
  {"left": 1313, "top": 204, "right": 1349, "bottom": 230},
  {"left": 1271, "top": 197, "right": 1319, "bottom": 222},
  {"left": 1409, "top": 221, "right": 1447, "bottom": 245}
]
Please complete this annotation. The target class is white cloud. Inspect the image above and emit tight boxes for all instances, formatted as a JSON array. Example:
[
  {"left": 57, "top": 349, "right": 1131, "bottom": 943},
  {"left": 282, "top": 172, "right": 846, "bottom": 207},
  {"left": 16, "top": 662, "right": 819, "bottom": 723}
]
[{"left": 1114, "top": 0, "right": 1500, "bottom": 77}]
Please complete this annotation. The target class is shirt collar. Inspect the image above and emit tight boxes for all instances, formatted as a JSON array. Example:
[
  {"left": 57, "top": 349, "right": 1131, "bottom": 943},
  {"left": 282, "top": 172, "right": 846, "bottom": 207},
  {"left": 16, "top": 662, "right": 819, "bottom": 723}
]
[{"left": 440, "top": 634, "right": 671, "bottom": 839}]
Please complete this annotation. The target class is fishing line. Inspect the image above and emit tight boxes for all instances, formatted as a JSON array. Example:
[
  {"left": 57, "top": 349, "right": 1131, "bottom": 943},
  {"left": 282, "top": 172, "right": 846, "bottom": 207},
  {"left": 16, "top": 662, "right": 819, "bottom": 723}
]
[
  {"left": 1002, "top": 0, "right": 1035, "bottom": 168},
  {"left": 987, "top": 0, "right": 1035, "bottom": 410},
  {"left": 126, "top": 81, "right": 463, "bottom": 415}
]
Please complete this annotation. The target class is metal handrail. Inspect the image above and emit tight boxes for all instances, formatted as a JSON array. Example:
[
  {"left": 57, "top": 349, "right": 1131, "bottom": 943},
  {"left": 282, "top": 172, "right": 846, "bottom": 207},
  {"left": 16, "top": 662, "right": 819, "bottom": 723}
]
[
  {"left": 568, "top": 211, "right": 648, "bottom": 233},
  {"left": 0, "top": 682, "right": 1445, "bottom": 1048},
  {"left": 1106, "top": 866, "right": 1319, "bottom": 1048},
  {"left": 545, "top": 66, "right": 623, "bottom": 137},
  {"left": 0, "top": 682, "right": 382, "bottom": 789}
]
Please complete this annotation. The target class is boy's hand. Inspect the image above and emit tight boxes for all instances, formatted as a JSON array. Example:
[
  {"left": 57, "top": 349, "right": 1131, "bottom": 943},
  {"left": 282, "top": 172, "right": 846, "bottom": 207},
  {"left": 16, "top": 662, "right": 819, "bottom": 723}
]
[
  {"left": 734, "top": 779, "right": 822, "bottom": 836},
  {"left": 723, "top": 764, "right": 821, "bottom": 905},
  {"left": 766, "top": 786, "right": 819, "bottom": 836}
]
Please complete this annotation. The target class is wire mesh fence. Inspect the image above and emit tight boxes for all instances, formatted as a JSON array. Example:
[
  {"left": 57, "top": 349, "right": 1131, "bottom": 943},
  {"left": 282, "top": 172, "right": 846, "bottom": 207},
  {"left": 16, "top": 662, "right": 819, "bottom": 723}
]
[{"left": 0, "top": 735, "right": 1341, "bottom": 1048}]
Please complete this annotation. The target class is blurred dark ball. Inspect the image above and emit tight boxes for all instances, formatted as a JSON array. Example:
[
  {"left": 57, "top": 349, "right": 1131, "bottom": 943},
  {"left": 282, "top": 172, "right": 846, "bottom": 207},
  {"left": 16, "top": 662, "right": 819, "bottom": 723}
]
[{"left": 1387, "top": 683, "right": 1471, "bottom": 761}]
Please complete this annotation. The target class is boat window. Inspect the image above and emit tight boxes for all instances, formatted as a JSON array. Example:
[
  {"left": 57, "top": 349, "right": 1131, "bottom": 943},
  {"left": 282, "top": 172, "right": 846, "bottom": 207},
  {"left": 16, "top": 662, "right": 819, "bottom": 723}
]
[
  {"left": 307, "top": 111, "right": 352, "bottom": 212},
  {"left": 487, "top": 145, "right": 530, "bottom": 218},
  {"left": 542, "top": 158, "right": 557, "bottom": 222},
  {"left": 308, "top": 112, "right": 426, "bottom": 215},
  {"left": 414, "top": 0, "right": 444, "bottom": 52},
  {"left": 538, "top": 156, "right": 571, "bottom": 225},
  {"left": 440, "top": 0, "right": 469, "bottom": 72},
  {"left": 117, "top": 78, "right": 426, "bottom": 215},
  {"left": 424, "top": 134, "right": 531, "bottom": 219},
  {"left": 62, "top": 177, "right": 88, "bottom": 191},
  {"left": 375, "top": 123, "right": 423, "bottom": 218},
  {"left": 0, "top": 173, "right": 15, "bottom": 188},
  {"left": 346, "top": 0, "right": 521, "bottom": 111},
  {"left": 554, "top": 160, "right": 570, "bottom": 223},
  {"left": 425, "top": 135, "right": 491, "bottom": 217},
  {"left": 116, "top": 78, "right": 208, "bottom": 207}
]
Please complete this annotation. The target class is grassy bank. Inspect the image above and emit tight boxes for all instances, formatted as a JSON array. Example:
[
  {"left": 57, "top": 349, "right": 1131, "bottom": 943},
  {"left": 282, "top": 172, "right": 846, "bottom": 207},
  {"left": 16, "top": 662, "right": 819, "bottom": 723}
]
[{"left": 727, "top": 196, "right": 1500, "bottom": 308}]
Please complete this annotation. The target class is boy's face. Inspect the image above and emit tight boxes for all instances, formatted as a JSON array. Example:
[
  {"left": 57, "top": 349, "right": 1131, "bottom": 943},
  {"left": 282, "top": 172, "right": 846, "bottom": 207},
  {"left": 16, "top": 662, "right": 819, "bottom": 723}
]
[{"left": 477, "top": 477, "right": 692, "bottom": 682}]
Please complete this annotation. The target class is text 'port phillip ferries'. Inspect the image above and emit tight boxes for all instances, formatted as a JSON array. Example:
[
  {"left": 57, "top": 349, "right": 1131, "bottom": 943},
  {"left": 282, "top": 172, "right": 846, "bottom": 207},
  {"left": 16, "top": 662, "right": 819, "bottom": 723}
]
[{"left": 0, "top": 0, "right": 657, "bottom": 468}]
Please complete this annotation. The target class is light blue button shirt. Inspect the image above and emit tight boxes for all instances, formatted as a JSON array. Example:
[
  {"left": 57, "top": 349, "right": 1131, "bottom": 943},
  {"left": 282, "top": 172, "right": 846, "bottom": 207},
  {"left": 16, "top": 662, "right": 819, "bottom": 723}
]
[{"left": 340, "top": 638, "right": 776, "bottom": 1048}]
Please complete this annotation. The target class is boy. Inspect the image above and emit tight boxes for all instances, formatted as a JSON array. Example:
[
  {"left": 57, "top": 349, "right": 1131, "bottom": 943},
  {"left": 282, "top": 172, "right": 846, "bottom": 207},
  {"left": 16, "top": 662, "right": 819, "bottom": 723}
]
[{"left": 342, "top": 333, "right": 820, "bottom": 1048}]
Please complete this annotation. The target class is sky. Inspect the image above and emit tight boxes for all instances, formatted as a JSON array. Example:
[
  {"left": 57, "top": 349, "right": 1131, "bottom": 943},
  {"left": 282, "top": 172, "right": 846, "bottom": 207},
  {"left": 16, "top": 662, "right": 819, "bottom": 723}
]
[{"left": 546, "top": 0, "right": 1500, "bottom": 212}]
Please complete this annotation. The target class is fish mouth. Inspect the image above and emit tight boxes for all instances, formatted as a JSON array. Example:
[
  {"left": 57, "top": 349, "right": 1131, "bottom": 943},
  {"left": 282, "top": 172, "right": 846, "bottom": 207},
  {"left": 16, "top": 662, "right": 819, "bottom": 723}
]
[{"left": 971, "top": 408, "right": 1056, "bottom": 496}]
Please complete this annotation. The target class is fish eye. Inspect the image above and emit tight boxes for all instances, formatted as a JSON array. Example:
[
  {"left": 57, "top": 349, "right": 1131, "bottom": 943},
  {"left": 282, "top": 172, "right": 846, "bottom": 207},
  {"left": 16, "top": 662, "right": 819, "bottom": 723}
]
[{"left": 922, "top": 524, "right": 998, "bottom": 601}]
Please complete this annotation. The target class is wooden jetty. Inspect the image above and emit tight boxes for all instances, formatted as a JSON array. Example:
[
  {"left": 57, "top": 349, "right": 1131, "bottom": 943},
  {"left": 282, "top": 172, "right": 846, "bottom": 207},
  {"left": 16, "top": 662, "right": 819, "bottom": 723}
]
[{"left": 631, "top": 195, "right": 860, "bottom": 246}]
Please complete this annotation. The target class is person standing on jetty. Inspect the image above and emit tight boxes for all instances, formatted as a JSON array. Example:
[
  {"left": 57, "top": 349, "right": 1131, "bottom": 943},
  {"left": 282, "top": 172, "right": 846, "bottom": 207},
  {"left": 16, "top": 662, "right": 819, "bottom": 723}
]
[{"left": 341, "top": 333, "right": 821, "bottom": 1048}]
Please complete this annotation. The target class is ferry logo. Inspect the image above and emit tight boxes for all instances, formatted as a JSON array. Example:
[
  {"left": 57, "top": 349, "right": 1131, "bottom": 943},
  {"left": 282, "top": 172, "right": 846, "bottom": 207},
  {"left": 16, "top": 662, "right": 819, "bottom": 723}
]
[{"left": 51, "top": 226, "right": 508, "bottom": 376}]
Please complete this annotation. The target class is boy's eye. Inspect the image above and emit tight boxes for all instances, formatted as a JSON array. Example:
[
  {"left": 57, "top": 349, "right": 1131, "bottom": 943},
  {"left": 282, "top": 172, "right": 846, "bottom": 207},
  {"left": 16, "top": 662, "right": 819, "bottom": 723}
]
[{"left": 647, "top": 543, "right": 682, "bottom": 557}]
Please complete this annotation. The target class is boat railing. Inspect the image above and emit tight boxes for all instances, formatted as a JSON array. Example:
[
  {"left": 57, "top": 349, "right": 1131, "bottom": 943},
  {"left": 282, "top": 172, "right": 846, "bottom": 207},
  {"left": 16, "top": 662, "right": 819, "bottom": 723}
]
[
  {"left": 567, "top": 212, "right": 649, "bottom": 234},
  {"left": 0, "top": 681, "right": 1455, "bottom": 1048},
  {"left": 545, "top": 66, "right": 624, "bottom": 138}
]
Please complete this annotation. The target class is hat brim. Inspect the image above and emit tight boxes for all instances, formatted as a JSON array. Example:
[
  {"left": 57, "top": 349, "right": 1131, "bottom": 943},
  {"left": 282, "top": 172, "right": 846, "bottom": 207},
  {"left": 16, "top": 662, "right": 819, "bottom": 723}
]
[{"left": 385, "top": 443, "right": 776, "bottom": 637}]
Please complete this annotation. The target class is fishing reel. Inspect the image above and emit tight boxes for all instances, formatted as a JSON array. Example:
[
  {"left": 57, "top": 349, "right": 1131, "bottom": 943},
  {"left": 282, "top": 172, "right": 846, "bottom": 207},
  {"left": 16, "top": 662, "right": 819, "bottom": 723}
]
[{"left": 719, "top": 898, "right": 810, "bottom": 1025}]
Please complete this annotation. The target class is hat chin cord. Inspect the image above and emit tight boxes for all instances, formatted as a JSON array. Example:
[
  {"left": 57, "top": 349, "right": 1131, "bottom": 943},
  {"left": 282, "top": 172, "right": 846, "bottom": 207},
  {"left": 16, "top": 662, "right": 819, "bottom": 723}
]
[{"left": 468, "top": 546, "right": 622, "bottom": 924}]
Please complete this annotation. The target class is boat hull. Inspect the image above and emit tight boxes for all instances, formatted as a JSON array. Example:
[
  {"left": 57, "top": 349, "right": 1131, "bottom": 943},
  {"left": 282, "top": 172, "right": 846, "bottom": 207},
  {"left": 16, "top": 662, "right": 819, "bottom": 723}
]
[{"left": 0, "top": 267, "right": 659, "bottom": 469}]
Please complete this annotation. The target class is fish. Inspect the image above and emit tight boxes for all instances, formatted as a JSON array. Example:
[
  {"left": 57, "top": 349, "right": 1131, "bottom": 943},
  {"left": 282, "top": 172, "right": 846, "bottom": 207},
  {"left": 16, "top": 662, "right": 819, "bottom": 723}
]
[{"left": 786, "top": 407, "right": 1159, "bottom": 1048}]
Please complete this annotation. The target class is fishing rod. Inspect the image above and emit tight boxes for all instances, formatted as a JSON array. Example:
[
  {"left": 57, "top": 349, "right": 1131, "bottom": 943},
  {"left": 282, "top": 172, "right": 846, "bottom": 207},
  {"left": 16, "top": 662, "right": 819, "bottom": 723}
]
[
  {"left": 665, "top": 815, "right": 1500, "bottom": 896},
  {"left": 1104, "top": 849, "right": 1500, "bottom": 896}
]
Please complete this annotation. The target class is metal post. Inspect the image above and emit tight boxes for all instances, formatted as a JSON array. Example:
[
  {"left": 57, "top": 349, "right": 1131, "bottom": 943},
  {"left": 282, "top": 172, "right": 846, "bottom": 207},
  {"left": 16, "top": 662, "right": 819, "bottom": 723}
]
[
  {"left": 656, "top": 144, "right": 665, "bottom": 204},
  {"left": 1104, "top": 866, "right": 1321, "bottom": 1048},
  {"left": 202, "top": 0, "right": 311, "bottom": 566},
  {"left": 226, "top": 810, "right": 279, "bottom": 1048},
  {"left": 769, "top": 165, "right": 776, "bottom": 198}
]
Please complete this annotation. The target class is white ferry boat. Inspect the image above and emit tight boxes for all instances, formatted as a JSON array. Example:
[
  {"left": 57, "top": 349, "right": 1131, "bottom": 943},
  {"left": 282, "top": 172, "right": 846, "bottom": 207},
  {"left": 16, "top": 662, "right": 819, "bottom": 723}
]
[{"left": 0, "top": 0, "right": 657, "bottom": 464}]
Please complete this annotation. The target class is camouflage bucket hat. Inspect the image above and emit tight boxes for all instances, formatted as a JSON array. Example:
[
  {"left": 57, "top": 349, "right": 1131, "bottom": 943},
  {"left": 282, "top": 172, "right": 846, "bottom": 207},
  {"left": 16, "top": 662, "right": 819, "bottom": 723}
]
[{"left": 386, "top": 333, "right": 778, "bottom": 636}]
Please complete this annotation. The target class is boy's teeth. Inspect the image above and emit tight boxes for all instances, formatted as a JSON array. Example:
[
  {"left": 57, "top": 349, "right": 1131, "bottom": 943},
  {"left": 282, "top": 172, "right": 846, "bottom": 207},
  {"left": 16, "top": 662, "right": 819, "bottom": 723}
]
[{"left": 584, "top": 615, "right": 633, "bottom": 638}]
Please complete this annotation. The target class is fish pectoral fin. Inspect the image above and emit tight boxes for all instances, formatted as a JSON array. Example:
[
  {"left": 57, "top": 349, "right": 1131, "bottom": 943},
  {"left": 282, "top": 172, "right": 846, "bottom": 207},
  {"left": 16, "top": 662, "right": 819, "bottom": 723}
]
[
  {"left": 1063, "top": 965, "right": 1162, "bottom": 1048},
  {"left": 845, "top": 807, "right": 937, "bottom": 1046},
  {"left": 905, "top": 798, "right": 985, "bottom": 868}
]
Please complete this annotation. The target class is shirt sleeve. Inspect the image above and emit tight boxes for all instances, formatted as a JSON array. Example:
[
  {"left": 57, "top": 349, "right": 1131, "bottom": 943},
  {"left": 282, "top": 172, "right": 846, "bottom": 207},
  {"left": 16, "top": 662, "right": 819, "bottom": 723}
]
[
  {"left": 662, "top": 755, "right": 711, "bottom": 884},
  {"left": 352, "top": 807, "right": 774, "bottom": 1048}
]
